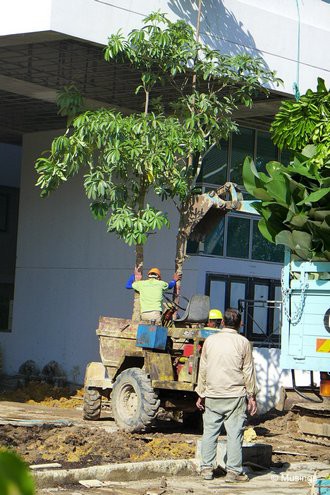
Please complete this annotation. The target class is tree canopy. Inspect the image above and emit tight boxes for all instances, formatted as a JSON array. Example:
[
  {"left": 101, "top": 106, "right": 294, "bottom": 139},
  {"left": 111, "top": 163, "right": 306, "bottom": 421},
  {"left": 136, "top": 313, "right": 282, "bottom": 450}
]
[{"left": 35, "top": 11, "right": 281, "bottom": 277}]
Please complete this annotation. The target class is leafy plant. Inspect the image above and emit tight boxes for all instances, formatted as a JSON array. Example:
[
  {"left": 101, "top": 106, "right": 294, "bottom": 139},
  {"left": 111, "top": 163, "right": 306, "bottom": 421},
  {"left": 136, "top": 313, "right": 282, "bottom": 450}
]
[
  {"left": 0, "top": 450, "right": 35, "bottom": 495},
  {"left": 243, "top": 147, "right": 330, "bottom": 260},
  {"left": 244, "top": 81, "right": 330, "bottom": 260},
  {"left": 56, "top": 84, "right": 85, "bottom": 126},
  {"left": 270, "top": 78, "right": 330, "bottom": 168}
]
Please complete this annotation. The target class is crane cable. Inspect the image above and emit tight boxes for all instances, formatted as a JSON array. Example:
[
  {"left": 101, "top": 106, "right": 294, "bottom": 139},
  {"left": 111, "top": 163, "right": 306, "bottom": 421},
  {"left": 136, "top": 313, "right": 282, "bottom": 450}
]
[{"left": 293, "top": 0, "right": 301, "bottom": 101}]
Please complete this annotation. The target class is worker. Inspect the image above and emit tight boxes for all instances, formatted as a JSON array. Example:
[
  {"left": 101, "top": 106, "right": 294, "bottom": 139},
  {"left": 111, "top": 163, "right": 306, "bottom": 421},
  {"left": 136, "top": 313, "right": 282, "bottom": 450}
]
[
  {"left": 195, "top": 308, "right": 258, "bottom": 483},
  {"left": 205, "top": 309, "right": 223, "bottom": 330},
  {"left": 126, "top": 267, "right": 181, "bottom": 323}
]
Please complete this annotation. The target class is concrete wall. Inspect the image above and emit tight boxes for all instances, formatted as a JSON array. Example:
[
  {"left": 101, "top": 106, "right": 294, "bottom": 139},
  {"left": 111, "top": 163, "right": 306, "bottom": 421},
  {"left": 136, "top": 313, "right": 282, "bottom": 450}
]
[{"left": 1, "top": 1, "right": 329, "bottom": 94}]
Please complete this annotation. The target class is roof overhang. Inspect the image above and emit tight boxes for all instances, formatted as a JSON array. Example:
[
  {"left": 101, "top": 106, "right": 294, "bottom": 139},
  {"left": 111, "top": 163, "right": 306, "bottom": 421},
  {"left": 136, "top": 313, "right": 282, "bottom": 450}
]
[{"left": 0, "top": 33, "right": 291, "bottom": 144}]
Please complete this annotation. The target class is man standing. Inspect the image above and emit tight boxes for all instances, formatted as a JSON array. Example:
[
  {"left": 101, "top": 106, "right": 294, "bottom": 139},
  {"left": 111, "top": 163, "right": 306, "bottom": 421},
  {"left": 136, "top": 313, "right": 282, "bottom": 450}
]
[
  {"left": 126, "top": 267, "right": 180, "bottom": 323},
  {"left": 195, "top": 308, "right": 258, "bottom": 483}
]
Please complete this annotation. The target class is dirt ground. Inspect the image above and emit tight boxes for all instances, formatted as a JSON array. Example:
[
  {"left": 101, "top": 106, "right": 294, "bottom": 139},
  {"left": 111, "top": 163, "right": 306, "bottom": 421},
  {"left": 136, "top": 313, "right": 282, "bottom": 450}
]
[{"left": 0, "top": 382, "right": 329, "bottom": 469}]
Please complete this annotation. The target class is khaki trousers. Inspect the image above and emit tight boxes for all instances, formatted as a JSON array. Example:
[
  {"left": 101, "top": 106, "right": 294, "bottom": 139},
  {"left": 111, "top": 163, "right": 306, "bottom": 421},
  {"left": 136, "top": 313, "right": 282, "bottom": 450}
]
[
  {"left": 141, "top": 311, "right": 162, "bottom": 324},
  {"left": 201, "top": 396, "right": 247, "bottom": 474}
]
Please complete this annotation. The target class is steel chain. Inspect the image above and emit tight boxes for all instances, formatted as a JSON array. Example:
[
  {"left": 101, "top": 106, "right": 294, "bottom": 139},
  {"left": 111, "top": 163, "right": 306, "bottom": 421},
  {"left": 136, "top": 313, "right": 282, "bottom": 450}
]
[{"left": 281, "top": 267, "right": 309, "bottom": 325}]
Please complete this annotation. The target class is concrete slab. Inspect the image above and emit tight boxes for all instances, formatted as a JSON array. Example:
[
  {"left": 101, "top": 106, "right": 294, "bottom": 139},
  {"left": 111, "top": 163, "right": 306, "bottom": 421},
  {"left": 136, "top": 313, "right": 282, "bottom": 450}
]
[
  {"left": 37, "top": 462, "right": 330, "bottom": 495},
  {"left": 0, "top": 400, "right": 117, "bottom": 432}
]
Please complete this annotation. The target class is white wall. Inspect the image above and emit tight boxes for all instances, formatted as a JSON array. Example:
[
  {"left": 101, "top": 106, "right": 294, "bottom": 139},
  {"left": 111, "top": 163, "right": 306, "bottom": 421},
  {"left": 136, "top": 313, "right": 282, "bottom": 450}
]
[
  {"left": 253, "top": 347, "right": 319, "bottom": 414},
  {"left": 0, "top": 1, "right": 329, "bottom": 94},
  {"left": 0, "top": 130, "right": 182, "bottom": 382},
  {"left": 0, "top": 0, "right": 52, "bottom": 37}
]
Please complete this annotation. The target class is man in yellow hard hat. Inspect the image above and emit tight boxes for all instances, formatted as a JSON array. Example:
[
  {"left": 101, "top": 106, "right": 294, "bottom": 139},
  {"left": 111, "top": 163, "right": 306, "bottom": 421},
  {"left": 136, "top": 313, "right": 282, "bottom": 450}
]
[
  {"left": 126, "top": 267, "right": 181, "bottom": 323},
  {"left": 205, "top": 309, "right": 223, "bottom": 330}
]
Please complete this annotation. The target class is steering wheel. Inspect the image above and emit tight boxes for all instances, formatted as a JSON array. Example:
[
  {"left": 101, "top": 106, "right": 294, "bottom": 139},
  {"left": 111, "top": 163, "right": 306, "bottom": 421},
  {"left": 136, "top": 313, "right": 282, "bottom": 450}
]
[{"left": 163, "top": 292, "right": 189, "bottom": 312}]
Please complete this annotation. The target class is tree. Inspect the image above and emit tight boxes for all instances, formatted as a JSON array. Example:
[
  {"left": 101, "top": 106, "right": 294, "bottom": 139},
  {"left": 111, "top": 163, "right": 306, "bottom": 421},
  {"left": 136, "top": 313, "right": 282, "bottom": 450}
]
[
  {"left": 103, "top": 11, "right": 280, "bottom": 291},
  {"left": 243, "top": 79, "right": 330, "bottom": 261},
  {"left": 35, "top": 11, "right": 280, "bottom": 312}
]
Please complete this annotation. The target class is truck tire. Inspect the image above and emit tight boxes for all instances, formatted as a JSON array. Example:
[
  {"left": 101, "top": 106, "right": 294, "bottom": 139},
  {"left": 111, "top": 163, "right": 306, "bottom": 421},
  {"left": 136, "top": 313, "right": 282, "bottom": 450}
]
[
  {"left": 83, "top": 387, "right": 102, "bottom": 420},
  {"left": 111, "top": 368, "right": 160, "bottom": 432}
]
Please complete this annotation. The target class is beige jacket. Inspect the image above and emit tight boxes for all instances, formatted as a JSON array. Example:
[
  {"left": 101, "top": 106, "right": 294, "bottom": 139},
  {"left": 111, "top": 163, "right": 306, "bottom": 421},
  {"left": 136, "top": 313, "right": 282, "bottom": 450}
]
[{"left": 195, "top": 327, "right": 258, "bottom": 398}]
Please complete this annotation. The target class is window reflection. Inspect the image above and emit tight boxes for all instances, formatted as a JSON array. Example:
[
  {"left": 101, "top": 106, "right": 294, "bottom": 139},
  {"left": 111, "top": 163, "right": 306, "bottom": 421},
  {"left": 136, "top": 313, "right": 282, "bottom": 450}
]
[
  {"left": 230, "top": 128, "right": 254, "bottom": 184},
  {"left": 204, "top": 218, "right": 225, "bottom": 256},
  {"left": 198, "top": 142, "right": 228, "bottom": 185},
  {"left": 227, "top": 216, "right": 250, "bottom": 258},
  {"left": 252, "top": 220, "right": 284, "bottom": 262},
  {"left": 255, "top": 130, "right": 277, "bottom": 174}
]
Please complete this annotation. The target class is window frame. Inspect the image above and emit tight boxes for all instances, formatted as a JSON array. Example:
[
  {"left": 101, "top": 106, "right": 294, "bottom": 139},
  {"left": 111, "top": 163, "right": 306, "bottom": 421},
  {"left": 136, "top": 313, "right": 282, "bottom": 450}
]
[{"left": 205, "top": 273, "right": 281, "bottom": 347}]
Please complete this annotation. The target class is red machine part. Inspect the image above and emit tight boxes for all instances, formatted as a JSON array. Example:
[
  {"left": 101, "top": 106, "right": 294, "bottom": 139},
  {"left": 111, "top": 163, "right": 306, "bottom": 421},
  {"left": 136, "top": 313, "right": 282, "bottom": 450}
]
[{"left": 320, "top": 372, "right": 330, "bottom": 397}]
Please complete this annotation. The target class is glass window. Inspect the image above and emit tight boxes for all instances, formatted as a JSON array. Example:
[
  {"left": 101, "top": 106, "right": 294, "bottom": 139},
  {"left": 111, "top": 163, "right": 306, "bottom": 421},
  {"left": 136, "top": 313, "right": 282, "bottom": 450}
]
[
  {"left": 199, "top": 141, "right": 228, "bottom": 185},
  {"left": 186, "top": 239, "right": 199, "bottom": 254},
  {"left": 0, "top": 283, "right": 14, "bottom": 331},
  {"left": 226, "top": 216, "right": 250, "bottom": 258},
  {"left": 273, "top": 286, "right": 282, "bottom": 335},
  {"left": 255, "top": 130, "right": 277, "bottom": 174},
  {"left": 210, "top": 280, "right": 226, "bottom": 313},
  {"left": 204, "top": 218, "right": 225, "bottom": 256},
  {"left": 252, "top": 220, "right": 284, "bottom": 262},
  {"left": 252, "top": 284, "right": 269, "bottom": 335},
  {"left": 230, "top": 128, "right": 254, "bottom": 184}
]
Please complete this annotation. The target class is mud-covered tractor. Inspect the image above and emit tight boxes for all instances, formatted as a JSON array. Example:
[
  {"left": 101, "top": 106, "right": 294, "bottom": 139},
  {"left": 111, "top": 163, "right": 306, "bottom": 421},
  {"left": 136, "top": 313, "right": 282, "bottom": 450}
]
[{"left": 83, "top": 297, "right": 212, "bottom": 431}]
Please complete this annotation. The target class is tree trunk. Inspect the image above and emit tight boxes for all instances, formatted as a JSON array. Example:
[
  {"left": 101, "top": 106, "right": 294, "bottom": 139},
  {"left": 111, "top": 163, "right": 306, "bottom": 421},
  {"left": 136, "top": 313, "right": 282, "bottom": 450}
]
[
  {"left": 131, "top": 187, "right": 146, "bottom": 322},
  {"left": 174, "top": 203, "right": 189, "bottom": 302},
  {"left": 132, "top": 243, "right": 144, "bottom": 322},
  {"left": 173, "top": 0, "right": 203, "bottom": 301}
]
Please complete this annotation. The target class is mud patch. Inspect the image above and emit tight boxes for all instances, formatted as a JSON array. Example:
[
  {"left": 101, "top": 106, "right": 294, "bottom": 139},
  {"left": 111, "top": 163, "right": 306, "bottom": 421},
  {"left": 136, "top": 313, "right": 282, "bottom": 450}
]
[
  {"left": 0, "top": 382, "right": 84, "bottom": 409},
  {"left": 0, "top": 425, "right": 195, "bottom": 468}
]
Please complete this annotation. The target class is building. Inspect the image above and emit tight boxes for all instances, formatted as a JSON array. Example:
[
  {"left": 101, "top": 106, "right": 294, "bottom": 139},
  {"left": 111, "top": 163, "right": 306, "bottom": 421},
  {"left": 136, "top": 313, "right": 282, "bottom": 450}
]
[{"left": 0, "top": 1, "right": 329, "bottom": 410}]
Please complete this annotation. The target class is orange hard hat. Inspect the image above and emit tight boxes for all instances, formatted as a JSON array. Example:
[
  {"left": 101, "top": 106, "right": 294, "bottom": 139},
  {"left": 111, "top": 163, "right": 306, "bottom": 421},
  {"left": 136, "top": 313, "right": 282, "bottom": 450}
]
[{"left": 148, "top": 267, "right": 161, "bottom": 278}]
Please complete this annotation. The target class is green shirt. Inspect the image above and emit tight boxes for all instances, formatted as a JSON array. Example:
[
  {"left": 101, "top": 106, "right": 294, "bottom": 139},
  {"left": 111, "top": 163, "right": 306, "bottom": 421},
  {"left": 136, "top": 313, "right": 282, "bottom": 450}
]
[{"left": 132, "top": 279, "right": 169, "bottom": 313}]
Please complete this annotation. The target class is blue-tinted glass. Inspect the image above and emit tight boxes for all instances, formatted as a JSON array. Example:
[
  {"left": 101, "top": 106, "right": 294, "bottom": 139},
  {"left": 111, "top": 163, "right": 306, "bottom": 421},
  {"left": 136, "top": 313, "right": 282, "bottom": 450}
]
[
  {"left": 252, "top": 221, "right": 284, "bottom": 262},
  {"left": 199, "top": 142, "right": 228, "bottom": 186},
  {"left": 230, "top": 128, "right": 255, "bottom": 184},
  {"left": 255, "top": 130, "right": 277, "bottom": 174},
  {"left": 204, "top": 218, "right": 225, "bottom": 256},
  {"left": 186, "top": 239, "right": 199, "bottom": 254},
  {"left": 226, "top": 216, "right": 250, "bottom": 258}
]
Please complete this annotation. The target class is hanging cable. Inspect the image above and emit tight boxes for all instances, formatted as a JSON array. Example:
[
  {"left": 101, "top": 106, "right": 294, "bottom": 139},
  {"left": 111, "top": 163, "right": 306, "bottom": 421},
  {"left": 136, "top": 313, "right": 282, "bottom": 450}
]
[{"left": 293, "top": 0, "right": 301, "bottom": 101}]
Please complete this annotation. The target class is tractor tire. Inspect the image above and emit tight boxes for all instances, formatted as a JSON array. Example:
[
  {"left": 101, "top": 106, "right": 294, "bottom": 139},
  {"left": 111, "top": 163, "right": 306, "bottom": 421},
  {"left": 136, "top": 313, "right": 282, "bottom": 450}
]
[
  {"left": 111, "top": 368, "right": 160, "bottom": 432},
  {"left": 83, "top": 387, "right": 102, "bottom": 420}
]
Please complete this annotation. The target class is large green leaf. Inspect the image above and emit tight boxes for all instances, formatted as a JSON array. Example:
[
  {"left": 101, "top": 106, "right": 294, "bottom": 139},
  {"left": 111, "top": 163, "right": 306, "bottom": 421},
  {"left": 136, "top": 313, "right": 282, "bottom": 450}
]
[
  {"left": 0, "top": 451, "right": 35, "bottom": 495},
  {"left": 297, "top": 188, "right": 330, "bottom": 206},
  {"left": 264, "top": 175, "right": 290, "bottom": 207},
  {"left": 242, "top": 156, "right": 261, "bottom": 195},
  {"left": 275, "top": 230, "right": 313, "bottom": 259}
]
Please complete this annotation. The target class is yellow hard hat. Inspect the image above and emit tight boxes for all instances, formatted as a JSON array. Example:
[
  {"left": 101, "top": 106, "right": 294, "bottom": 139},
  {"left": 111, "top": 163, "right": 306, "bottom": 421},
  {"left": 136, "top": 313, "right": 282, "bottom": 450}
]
[
  {"left": 209, "top": 309, "right": 223, "bottom": 320},
  {"left": 148, "top": 267, "right": 161, "bottom": 279}
]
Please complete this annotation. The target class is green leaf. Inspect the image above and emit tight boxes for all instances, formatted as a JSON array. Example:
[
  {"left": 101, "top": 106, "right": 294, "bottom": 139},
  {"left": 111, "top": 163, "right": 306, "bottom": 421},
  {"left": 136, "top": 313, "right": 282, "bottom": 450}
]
[
  {"left": 0, "top": 450, "right": 35, "bottom": 495},
  {"left": 242, "top": 156, "right": 260, "bottom": 195},
  {"left": 297, "top": 188, "right": 330, "bottom": 206}
]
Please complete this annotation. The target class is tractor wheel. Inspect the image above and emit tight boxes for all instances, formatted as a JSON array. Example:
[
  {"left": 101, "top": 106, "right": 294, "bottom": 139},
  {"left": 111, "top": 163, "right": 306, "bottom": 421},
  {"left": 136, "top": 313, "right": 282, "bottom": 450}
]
[
  {"left": 83, "top": 387, "right": 102, "bottom": 420},
  {"left": 111, "top": 368, "right": 160, "bottom": 432}
]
